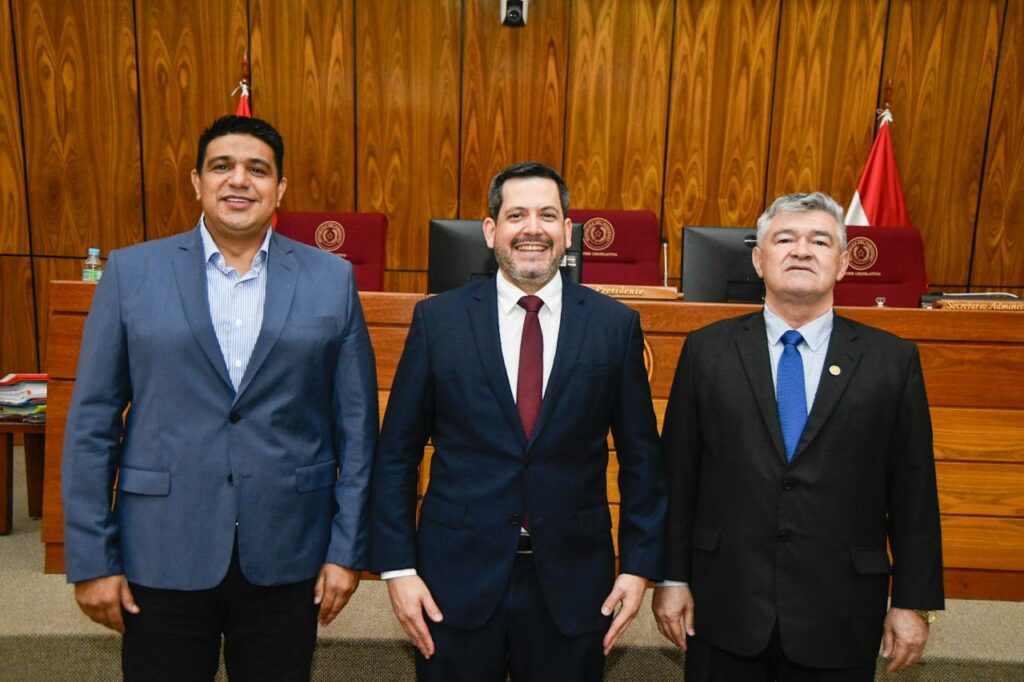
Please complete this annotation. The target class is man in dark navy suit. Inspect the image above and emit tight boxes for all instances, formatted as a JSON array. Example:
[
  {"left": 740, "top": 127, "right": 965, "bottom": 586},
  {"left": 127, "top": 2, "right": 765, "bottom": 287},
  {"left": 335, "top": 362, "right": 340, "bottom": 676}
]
[{"left": 372, "top": 161, "right": 666, "bottom": 681}]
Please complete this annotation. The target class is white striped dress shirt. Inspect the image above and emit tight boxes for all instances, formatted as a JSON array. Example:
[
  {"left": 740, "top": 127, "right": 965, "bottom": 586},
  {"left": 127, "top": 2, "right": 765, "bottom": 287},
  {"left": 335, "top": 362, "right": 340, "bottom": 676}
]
[{"left": 199, "top": 219, "right": 271, "bottom": 391}]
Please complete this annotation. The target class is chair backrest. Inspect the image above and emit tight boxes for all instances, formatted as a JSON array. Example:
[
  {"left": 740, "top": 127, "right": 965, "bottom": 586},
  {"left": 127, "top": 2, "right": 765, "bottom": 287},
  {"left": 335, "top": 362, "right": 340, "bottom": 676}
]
[
  {"left": 834, "top": 226, "right": 928, "bottom": 307},
  {"left": 568, "top": 209, "right": 661, "bottom": 285},
  {"left": 274, "top": 212, "right": 387, "bottom": 292}
]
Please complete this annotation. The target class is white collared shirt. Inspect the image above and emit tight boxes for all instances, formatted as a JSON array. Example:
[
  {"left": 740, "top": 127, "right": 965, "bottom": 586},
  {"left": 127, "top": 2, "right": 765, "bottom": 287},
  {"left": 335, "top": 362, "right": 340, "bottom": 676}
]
[
  {"left": 199, "top": 217, "right": 271, "bottom": 390},
  {"left": 763, "top": 304, "right": 834, "bottom": 412},
  {"left": 495, "top": 269, "right": 563, "bottom": 400}
]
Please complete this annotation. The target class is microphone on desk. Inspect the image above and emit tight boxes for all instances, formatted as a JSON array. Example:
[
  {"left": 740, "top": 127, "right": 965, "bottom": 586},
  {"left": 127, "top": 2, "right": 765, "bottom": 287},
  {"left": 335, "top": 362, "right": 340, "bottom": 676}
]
[{"left": 661, "top": 238, "right": 669, "bottom": 288}]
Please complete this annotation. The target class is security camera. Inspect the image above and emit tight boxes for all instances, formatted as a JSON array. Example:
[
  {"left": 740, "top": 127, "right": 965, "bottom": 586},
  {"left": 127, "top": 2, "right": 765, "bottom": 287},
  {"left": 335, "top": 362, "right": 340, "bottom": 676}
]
[{"left": 501, "top": 0, "right": 527, "bottom": 27}]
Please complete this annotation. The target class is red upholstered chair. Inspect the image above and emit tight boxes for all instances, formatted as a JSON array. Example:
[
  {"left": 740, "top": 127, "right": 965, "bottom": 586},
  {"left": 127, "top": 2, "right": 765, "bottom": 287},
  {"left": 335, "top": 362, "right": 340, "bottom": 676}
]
[
  {"left": 567, "top": 209, "right": 661, "bottom": 285},
  {"left": 834, "top": 226, "right": 928, "bottom": 307},
  {"left": 274, "top": 212, "right": 387, "bottom": 292}
]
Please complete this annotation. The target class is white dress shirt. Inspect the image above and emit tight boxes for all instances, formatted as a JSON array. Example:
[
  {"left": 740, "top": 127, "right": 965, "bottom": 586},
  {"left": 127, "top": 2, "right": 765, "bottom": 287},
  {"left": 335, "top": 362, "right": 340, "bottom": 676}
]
[{"left": 382, "top": 271, "right": 564, "bottom": 581}]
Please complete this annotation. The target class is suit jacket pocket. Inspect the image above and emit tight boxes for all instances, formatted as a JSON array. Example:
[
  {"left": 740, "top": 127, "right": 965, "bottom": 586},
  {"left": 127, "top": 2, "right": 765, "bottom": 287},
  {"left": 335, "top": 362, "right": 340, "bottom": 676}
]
[
  {"left": 117, "top": 467, "right": 170, "bottom": 496},
  {"left": 295, "top": 460, "right": 338, "bottom": 493},
  {"left": 420, "top": 496, "right": 466, "bottom": 529},
  {"left": 850, "top": 547, "right": 892, "bottom": 575},
  {"left": 691, "top": 525, "right": 720, "bottom": 552},
  {"left": 574, "top": 505, "right": 612, "bottom": 534}
]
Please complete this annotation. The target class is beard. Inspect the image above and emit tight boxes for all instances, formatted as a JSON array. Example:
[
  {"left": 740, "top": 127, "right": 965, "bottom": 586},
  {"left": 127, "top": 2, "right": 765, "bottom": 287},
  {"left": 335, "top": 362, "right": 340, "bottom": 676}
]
[{"left": 493, "top": 235, "right": 565, "bottom": 291}]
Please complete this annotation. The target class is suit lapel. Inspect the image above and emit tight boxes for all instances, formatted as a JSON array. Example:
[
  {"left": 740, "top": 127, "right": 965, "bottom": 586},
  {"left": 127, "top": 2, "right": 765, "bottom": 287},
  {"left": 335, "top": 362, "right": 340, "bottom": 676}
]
[
  {"left": 791, "top": 315, "right": 861, "bottom": 461},
  {"left": 530, "top": 281, "right": 588, "bottom": 444},
  {"left": 172, "top": 227, "right": 233, "bottom": 391},
  {"left": 234, "top": 231, "right": 297, "bottom": 403},
  {"left": 735, "top": 312, "right": 788, "bottom": 463},
  {"left": 468, "top": 278, "right": 528, "bottom": 447}
]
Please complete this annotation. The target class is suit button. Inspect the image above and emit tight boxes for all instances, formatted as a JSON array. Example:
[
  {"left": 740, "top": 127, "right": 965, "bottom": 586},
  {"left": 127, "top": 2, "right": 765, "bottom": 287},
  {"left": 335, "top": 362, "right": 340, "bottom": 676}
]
[
  {"left": 228, "top": 412, "right": 241, "bottom": 424},
  {"left": 778, "top": 530, "right": 791, "bottom": 542},
  {"left": 781, "top": 478, "right": 793, "bottom": 491},
  {"left": 509, "top": 513, "right": 521, "bottom": 525},
  {"left": 227, "top": 474, "right": 234, "bottom": 484}
]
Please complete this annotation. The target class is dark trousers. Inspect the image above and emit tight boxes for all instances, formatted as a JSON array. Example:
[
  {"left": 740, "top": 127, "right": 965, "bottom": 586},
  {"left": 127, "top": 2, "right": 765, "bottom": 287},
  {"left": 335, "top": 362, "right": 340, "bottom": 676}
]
[
  {"left": 416, "top": 554, "right": 607, "bottom": 682},
  {"left": 684, "top": 623, "right": 875, "bottom": 682},
  {"left": 122, "top": 544, "right": 318, "bottom": 682}
]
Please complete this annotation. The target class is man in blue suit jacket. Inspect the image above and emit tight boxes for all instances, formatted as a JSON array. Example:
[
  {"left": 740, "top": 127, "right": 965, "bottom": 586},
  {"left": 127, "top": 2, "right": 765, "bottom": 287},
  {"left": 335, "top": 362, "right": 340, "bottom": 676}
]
[
  {"left": 62, "top": 116, "right": 378, "bottom": 681},
  {"left": 372, "top": 162, "right": 666, "bottom": 681}
]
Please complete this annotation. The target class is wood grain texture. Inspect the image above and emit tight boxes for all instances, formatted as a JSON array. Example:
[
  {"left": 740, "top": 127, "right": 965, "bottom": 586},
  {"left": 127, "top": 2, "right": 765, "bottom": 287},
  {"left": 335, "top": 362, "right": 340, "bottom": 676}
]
[
  {"left": 356, "top": 0, "right": 460, "bottom": 272},
  {"left": 940, "top": 516, "right": 1024, "bottom": 571},
  {"left": 135, "top": 0, "right": 248, "bottom": 241},
  {"left": 563, "top": 0, "right": 673, "bottom": 212},
  {"left": 14, "top": 0, "right": 143, "bottom": 257},
  {"left": 383, "top": 271, "right": 428, "bottom": 294},
  {"left": 943, "top": 567, "right": 1024, "bottom": 600},
  {"left": 918, "top": 343, "right": 1024, "bottom": 409},
  {"left": 0, "top": 0, "right": 28, "bottom": 255},
  {"left": 0, "top": 257, "right": 38, "bottom": 371},
  {"left": 937, "top": 462, "right": 1024, "bottom": 517},
  {"left": 931, "top": 407, "right": 1024, "bottom": 463},
  {"left": 663, "top": 0, "right": 781, "bottom": 278},
  {"left": 884, "top": 0, "right": 1004, "bottom": 286},
  {"left": 766, "top": 0, "right": 887, "bottom": 202},
  {"left": 459, "top": 0, "right": 569, "bottom": 218},
  {"left": 41, "top": 380, "right": 72, "bottom": 546},
  {"left": 971, "top": 0, "right": 1024, "bottom": 288},
  {"left": 32, "top": 260, "right": 82, "bottom": 371},
  {"left": 250, "top": 0, "right": 355, "bottom": 212}
]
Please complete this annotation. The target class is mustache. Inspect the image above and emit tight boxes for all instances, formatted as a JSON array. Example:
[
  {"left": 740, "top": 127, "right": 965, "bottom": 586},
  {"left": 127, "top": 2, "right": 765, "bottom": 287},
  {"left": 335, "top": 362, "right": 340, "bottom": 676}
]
[{"left": 511, "top": 235, "right": 554, "bottom": 248}]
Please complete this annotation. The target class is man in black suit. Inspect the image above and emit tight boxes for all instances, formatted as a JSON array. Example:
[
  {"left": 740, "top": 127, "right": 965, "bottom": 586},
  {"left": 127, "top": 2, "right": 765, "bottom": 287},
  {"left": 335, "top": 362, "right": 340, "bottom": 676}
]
[
  {"left": 371, "top": 161, "right": 666, "bottom": 681},
  {"left": 653, "top": 192, "right": 944, "bottom": 680}
]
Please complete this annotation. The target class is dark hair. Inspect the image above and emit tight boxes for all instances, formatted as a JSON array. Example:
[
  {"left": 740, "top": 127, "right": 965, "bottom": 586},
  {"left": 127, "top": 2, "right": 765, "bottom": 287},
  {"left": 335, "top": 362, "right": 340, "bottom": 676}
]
[
  {"left": 487, "top": 161, "right": 569, "bottom": 220},
  {"left": 195, "top": 115, "right": 285, "bottom": 178}
]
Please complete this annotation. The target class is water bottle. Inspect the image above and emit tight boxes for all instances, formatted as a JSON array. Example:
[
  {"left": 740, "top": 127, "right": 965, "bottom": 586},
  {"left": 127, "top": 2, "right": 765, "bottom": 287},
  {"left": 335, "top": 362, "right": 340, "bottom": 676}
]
[{"left": 82, "top": 247, "right": 103, "bottom": 282}]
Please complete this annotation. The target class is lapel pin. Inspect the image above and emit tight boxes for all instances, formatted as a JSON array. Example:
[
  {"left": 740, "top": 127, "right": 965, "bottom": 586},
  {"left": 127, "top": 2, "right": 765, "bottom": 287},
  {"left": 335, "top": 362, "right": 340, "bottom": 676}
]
[{"left": 829, "top": 365, "right": 841, "bottom": 376}]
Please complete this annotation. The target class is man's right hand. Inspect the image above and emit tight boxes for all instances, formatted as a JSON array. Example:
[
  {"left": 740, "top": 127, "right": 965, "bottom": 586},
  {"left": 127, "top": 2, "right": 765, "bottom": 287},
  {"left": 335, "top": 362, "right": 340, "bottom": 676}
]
[
  {"left": 652, "top": 584, "right": 696, "bottom": 651},
  {"left": 74, "top": 575, "right": 139, "bottom": 634},
  {"left": 385, "top": 575, "right": 443, "bottom": 659}
]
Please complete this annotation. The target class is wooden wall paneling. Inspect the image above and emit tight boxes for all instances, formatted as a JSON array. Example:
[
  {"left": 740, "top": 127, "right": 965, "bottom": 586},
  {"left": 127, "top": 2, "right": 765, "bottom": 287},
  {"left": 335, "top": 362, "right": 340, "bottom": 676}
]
[
  {"left": 563, "top": 0, "right": 674, "bottom": 212},
  {"left": 0, "top": 257, "right": 38, "bottom": 371},
  {"left": 940, "top": 516, "right": 1024, "bottom": 572},
  {"left": 884, "top": 0, "right": 1004, "bottom": 286},
  {"left": 383, "top": 271, "right": 428, "bottom": 294},
  {"left": 32, "top": 259, "right": 82, "bottom": 371},
  {"left": 13, "top": 0, "right": 143, "bottom": 257},
  {"left": 918, "top": 342, "right": 1024, "bottom": 409},
  {"left": 0, "top": 0, "right": 28, "bottom": 255},
  {"left": 931, "top": 407, "right": 1024, "bottom": 463},
  {"left": 936, "top": 461, "right": 1024, "bottom": 517},
  {"left": 765, "top": 0, "right": 888, "bottom": 204},
  {"left": 356, "top": 0, "right": 460, "bottom": 277},
  {"left": 135, "top": 0, "right": 248, "bottom": 241},
  {"left": 662, "top": 0, "right": 781, "bottom": 280},
  {"left": 459, "top": 0, "right": 569, "bottom": 218},
  {"left": 250, "top": 0, "right": 355, "bottom": 212},
  {"left": 971, "top": 0, "right": 1024, "bottom": 288}
]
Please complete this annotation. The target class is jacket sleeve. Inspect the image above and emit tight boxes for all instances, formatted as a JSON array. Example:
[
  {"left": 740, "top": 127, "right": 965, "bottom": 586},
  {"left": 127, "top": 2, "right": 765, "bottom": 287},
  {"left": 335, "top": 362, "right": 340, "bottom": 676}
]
[
  {"left": 887, "top": 343, "right": 945, "bottom": 609},
  {"left": 370, "top": 301, "right": 434, "bottom": 573},
  {"left": 325, "top": 266, "right": 379, "bottom": 570},
  {"left": 610, "top": 311, "right": 667, "bottom": 581},
  {"left": 62, "top": 251, "right": 132, "bottom": 583}
]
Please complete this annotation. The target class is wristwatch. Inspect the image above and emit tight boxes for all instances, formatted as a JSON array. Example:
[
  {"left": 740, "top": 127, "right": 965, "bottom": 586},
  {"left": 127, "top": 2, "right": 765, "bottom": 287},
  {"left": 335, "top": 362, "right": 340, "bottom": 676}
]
[{"left": 915, "top": 610, "right": 937, "bottom": 624}]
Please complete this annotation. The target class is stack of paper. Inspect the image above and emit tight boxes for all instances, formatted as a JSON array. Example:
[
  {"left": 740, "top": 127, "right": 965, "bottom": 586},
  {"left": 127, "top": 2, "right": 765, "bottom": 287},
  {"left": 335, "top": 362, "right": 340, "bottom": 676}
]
[{"left": 0, "top": 373, "right": 48, "bottom": 423}]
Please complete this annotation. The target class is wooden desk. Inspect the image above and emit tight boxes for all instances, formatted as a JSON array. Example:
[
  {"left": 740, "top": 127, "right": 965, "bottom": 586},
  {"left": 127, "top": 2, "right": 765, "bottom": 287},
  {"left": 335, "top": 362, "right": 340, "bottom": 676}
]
[
  {"left": 0, "top": 421, "right": 45, "bottom": 534},
  {"left": 44, "top": 284, "right": 1024, "bottom": 600}
]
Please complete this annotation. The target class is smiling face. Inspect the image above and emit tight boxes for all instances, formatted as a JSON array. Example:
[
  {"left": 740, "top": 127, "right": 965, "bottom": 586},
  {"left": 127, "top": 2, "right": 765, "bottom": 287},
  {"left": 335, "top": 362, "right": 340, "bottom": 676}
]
[
  {"left": 752, "top": 209, "right": 850, "bottom": 313},
  {"left": 483, "top": 176, "right": 572, "bottom": 293},
  {"left": 190, "top": 133, "right": 286, "bottom": 246}
]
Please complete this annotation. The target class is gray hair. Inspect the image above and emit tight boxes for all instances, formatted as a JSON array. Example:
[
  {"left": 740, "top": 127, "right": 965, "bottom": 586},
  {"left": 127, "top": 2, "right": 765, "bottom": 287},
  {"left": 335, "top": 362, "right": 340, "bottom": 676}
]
[{"left": 755, "top": 192, "right": 847, "bottom": 250}]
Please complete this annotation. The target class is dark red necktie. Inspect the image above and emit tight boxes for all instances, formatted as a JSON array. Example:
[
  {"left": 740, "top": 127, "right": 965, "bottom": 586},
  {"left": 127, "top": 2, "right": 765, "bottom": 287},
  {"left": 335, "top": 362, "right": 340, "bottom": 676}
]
[{"left": 516, "top": 295, "right": 544, "bottom": 439}]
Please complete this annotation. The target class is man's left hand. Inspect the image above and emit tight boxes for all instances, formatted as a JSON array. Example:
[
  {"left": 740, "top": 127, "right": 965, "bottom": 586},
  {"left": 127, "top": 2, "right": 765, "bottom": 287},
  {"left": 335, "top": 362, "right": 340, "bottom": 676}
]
[
  {"left": 600, "top": 573, "right": 647, "bottom": 656},
  {"left": 314, "top": 563, "right": 360, "bottom": 626},
  {"left": 880, "top": 607, "right": 930, "bottom": 672}
]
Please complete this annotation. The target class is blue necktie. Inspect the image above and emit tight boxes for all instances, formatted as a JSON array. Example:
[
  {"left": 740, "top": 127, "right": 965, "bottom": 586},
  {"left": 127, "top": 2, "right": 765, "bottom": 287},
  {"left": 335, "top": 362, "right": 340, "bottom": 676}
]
[{"left": 777, "top": 330, "right": 807, "bottom": 461}]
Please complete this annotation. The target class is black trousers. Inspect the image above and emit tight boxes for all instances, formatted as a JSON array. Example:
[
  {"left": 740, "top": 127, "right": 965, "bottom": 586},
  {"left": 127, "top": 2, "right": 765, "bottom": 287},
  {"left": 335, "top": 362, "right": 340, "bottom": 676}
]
[
  {"left": 416, "top": 554, "right": 608, "bottom": 682},
  {"left": 122, "top": 544, "right": 318, "bottom": 682},
  {"left": 684, "top": 623, "right": 875, "bottom": 682}
]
